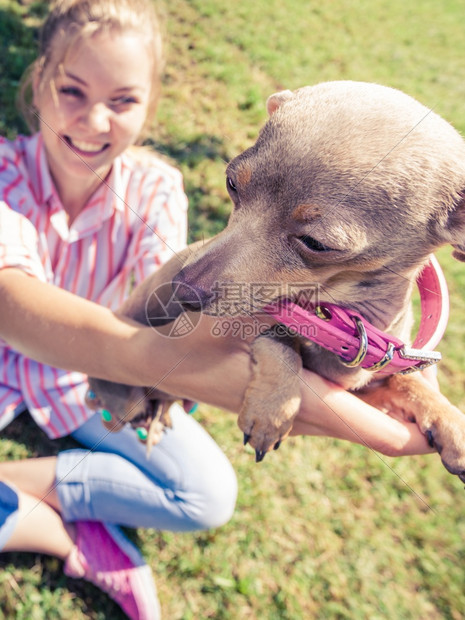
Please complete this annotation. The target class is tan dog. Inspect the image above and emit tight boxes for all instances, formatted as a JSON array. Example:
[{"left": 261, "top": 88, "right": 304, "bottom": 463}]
[{"left": 90, "top": 81, "right": 465, "bottom": 480}]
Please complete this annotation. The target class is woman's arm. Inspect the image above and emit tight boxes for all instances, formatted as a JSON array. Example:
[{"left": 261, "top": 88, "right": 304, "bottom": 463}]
[
  {"left": 0, "top": 267, "right": 250, "bottom": 392},
  {"left": 0, "top": 267, "right": 433, "bottom": 457},
  {"left": 148, "top": 314, "right": 433, "bottom": 457},
  {"left": 0, "top": 268, "right": 150, "bottom": 382},
  {"left": 291, "top": 372, "right": 433, "bottom": 456}
]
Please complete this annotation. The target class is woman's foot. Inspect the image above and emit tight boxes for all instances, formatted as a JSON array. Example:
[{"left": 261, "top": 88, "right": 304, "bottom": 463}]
[{"left": 64, "top": 520, "right": 160, "bottom": 619}]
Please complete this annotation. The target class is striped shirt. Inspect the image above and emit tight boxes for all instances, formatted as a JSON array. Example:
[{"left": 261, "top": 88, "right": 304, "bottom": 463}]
[{"left": 0, "top": 133, "right": 187, "bottom": 437}]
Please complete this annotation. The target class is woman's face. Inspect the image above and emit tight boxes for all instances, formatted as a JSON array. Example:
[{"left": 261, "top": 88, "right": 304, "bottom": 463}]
[{"left": 34, "top": 30, "right": 153, "bottom": 202}]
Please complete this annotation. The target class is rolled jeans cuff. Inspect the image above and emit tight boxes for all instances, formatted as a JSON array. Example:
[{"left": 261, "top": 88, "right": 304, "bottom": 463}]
[
  {"left": 0, "top": 482, "right": 19, "bottom": 550},
  {"left": 55, "top": 449, "right": 94, "bottom": 522}
]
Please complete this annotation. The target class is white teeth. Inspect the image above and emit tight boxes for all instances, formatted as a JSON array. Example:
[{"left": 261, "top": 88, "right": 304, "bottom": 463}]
[{"left": 69, "top": 138, "right": 105, "bottom": 153}]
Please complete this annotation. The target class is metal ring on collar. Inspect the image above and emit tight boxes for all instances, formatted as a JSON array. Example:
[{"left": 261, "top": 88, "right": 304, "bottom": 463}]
[
  {"left": 366, "top": 342, "right": 395, "bottom": 372},
  {"left": 339, "top": 316, "right": 368, "bottom": 367}
]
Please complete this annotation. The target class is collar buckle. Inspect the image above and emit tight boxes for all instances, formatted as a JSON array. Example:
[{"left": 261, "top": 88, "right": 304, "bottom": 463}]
[{"left": 398, "top": 346, "right": 442, "bottom": 375}]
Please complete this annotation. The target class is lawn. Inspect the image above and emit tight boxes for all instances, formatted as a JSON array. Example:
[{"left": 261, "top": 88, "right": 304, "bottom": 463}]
[{"left": 1, "top": 0, "right": 465, "bottom": 618}]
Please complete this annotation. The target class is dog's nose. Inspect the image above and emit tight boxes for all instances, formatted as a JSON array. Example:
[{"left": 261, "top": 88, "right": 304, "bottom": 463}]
[{"left": 172, "top": 277, "right": 210, "bottom": 312}]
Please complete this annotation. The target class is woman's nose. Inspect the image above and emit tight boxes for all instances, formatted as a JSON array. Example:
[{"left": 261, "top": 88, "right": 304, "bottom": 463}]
[{"left": 81, "top": 102, "right": 111, "bottom": 133}]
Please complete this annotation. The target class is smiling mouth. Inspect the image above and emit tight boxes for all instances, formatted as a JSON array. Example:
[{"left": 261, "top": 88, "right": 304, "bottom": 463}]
[{"left": 64, "top": 136, "right": 110, "bottom": 155}]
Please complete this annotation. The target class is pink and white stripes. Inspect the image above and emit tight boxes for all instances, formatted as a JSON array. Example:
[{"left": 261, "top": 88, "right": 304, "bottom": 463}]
[{"left": 0, "top": 133, "right": 187, "bottom": 437}]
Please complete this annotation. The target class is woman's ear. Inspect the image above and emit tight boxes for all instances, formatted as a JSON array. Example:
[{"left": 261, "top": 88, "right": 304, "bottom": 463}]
[
  {"left": 31, "top": 62, "right": 43, "bottom": 109},
  {"left": 266, "top": 89, "right": 293, "bottom": 117}
]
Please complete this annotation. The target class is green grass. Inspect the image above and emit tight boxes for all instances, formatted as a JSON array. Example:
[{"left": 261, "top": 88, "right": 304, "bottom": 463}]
[{"left": 2, "top": 0, "right": 465, "bottom": 618}]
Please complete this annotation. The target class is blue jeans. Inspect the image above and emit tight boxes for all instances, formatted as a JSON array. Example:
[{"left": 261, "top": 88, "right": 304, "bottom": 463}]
[
  {"left": 57, "top": 404, "right": 237, "bottom": 531},
  {"left": 0, "top": 404, "right": 237, "bottom": 547}
]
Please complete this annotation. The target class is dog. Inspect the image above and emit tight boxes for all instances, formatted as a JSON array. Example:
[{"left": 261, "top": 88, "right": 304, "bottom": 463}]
[{"left": 89, "top": 81, "right": 465, "bottom": 480}]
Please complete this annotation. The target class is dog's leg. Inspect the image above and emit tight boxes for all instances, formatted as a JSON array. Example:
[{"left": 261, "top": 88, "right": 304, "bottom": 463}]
[
  {"left": 360, "top": 373, "right": 465, "bottom": 480},
  {"left": 240, "top": 333, "right": 303, "bottom": 462}
]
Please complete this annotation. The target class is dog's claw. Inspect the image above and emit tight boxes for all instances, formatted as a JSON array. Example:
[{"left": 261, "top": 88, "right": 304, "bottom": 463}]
[
  {"left": 273, "top": 440, "right": 281, "bottom": 451},
  {"left": 255, "top": 449, "right": 266, "bottom": 463},
  {"left": 243, "top": 433, "right": 251, "bottom": 446},
  {"left": 425, "top": 430, "right": 435, "bottom": 448}
]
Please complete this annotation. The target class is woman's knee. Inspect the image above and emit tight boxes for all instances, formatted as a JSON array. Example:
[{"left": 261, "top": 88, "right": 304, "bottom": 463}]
[
  {"left": 183, "top": 458, "right": 238, "bottom": 531},
  {"left": 153, "top": 407, "right": 239, "bottom": 530}
]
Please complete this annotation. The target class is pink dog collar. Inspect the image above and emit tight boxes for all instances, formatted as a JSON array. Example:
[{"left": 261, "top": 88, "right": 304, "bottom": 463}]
[{"left": 264, "top": 255, "right": 449, "bottom": 375}]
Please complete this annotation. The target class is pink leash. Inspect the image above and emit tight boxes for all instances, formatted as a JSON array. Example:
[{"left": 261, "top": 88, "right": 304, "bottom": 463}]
[{"left": 264, "top": 255, "right": 449, "bottom": 375}]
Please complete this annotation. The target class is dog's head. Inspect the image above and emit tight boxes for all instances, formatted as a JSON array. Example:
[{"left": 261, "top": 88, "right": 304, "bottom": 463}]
[{"left": 174, "top": 81, "right": 465, "bottom": 328}]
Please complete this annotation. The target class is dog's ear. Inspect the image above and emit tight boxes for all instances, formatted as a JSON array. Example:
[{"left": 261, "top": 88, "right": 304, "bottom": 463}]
[
  {"left": 452, "top": 245, "right": 465, "bottom": 261},
  {"left": 443, "top": 193, "right": 465, "bottom": 262},
  {"left": 266, "top": 90, "right": 294, "bottom": 116}
]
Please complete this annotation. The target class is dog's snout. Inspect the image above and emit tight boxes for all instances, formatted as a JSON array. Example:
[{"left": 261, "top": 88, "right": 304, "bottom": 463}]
[
  {"left": 179, "top": 298, "right": 202, "bottom": 312},
  {"left": 172, "top": 271, "right": 212, "bottom": 312}
]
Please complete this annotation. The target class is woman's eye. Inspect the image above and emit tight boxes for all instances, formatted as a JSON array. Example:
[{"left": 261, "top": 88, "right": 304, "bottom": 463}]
[
  {"left": 299, "top": 235, "right": 333, "bottom": 252},
  {"left": 59, "top": 86, "right": 83, "bottom": 98},
  {"left": 227, "top": 176, "right": 237, "bottom": 192},
  {"left": 110, "top": 96, "right": 138, "bottom": 107}
]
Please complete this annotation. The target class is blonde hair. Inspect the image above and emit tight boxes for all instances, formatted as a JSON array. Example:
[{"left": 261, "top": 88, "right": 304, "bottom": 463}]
[{"left": 19, "top": 0, "right": 164, "bottom": 136}]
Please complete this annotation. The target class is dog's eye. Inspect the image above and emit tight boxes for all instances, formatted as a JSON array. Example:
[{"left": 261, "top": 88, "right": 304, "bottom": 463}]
[
  {"left": 226, "top": 176, "right": 237, "bottom": 193},
  {"left": 298, "top": 235, "right": 333, "bottom": 252}
]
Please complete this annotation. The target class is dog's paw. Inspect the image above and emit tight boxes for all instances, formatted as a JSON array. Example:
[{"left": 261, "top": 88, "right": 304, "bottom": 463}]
[
  {"left": 238, "top": 394, "right": 300, "bottom": 462},
  {"left": 238, "top": 332, "right": 302, "bottom": 462},
  {"left": 421, "top": 407, "right": 465, "bottom": 483},
  {"left": 243, "top": 430, "right": 285, "bottom": 462}
]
